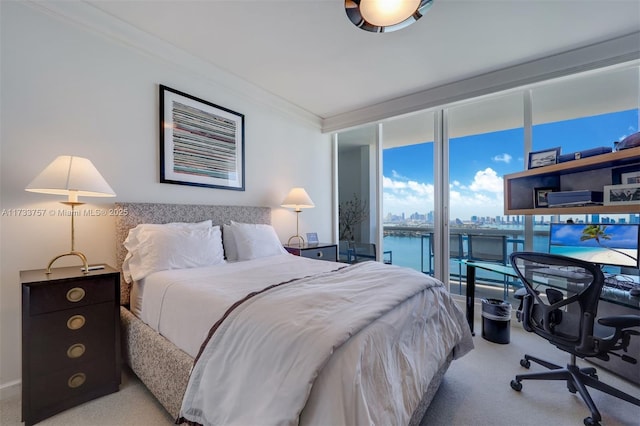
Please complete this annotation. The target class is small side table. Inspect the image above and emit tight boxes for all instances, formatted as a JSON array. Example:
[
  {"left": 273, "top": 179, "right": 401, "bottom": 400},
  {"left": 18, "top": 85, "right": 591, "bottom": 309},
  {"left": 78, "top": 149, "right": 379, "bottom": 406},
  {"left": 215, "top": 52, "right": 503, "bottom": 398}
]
[
  {"left": 284, "top": 242, "right": 338, "bottom": 262},
  {"left": 20, "top": 265, "right": 121, "bottom": 426}
]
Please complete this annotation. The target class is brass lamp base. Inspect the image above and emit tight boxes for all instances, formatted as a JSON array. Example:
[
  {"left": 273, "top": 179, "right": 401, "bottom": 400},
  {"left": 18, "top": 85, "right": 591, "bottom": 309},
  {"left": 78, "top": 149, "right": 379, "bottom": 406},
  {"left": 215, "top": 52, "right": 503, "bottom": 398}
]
[
  {"left": 46, "top": 251, "right": 89, "bottom": 274},
  {"left": 286, "top": 210, "right": 305, "bottom": 246},
  {"left": 45, "top": 201, "right": 89, "bottom": 274},
  {"left": 287, "top": 235, "right": 305, "bottom": 246}
]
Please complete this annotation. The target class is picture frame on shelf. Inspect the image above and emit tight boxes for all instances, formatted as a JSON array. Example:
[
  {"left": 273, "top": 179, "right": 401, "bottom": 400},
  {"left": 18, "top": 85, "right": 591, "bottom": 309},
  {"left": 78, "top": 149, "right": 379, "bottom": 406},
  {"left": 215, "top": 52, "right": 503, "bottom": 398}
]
[
  {"left": 159, "top": 85, "right": 245, "bottom": 191},
  {"left": 528, "top": 147, "right": 561, "bottom": 169},
  {"left": 534, "top": 187, "right": 557, "bottom": 208},
  {"left": 612, "top": 165, "right": 640, "bottom": 185},
  {"left": 603, "top": 183, "right": 640, "bottom": 206},
  {"left": 306, "top": 232, "right": 319, "bottom": 244}
]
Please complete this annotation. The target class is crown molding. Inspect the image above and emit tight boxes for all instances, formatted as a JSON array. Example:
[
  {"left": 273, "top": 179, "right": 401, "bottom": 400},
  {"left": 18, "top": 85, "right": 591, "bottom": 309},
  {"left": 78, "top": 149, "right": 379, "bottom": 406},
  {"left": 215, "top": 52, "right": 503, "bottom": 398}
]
[
  {"left": 322, "top": 32, "right": 640, "bottom": 133},
  {"left": 24, "top": 0, "right": 323, "bottom": 129}
]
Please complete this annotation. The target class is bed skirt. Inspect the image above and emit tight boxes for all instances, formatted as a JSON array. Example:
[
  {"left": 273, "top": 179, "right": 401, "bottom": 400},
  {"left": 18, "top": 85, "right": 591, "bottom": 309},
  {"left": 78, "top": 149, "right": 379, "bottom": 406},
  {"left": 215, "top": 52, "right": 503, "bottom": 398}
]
[{"left": 120, "top": 306, "right": 453, "bottom": 423}]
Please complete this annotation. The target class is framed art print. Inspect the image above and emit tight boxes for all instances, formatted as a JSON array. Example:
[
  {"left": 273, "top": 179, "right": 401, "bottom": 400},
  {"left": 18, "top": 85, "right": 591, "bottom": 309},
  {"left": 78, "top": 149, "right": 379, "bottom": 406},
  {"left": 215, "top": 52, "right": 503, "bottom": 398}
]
[
  {"left": 603, "top": 183, "right": 640, "bottom": 206},
  {"left": 159, "top": 85, "right": 245, "bottom": 191},
  {"left": 306, "top": 232, "right": 319, "bottom": 244},
  {"left": 534, "top": 187, "right": 556, "bottom": 208},
  {"left": 612, "top": 165, "right": 640, "bottom": 185},
  {"left": 528, "top": 147, "right": 560, "bottom": 169}
]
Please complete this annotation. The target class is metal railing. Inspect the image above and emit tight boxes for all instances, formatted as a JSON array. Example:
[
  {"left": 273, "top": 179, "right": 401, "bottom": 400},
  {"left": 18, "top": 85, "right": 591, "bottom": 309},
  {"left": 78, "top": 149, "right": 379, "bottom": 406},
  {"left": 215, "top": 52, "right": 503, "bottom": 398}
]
[{"left": 383, "top": 226, "right": 536, "bottom": 297}]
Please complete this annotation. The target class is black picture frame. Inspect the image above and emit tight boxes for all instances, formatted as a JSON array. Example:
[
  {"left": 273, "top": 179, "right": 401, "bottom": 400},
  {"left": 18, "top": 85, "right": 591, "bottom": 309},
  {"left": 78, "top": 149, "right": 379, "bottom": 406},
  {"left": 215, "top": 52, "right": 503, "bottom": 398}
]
[
  {"left": 159, "top": 85, "right": 245, "bottom": 191},
  {"left": 534, "top": 187, "right": 556, "bottom": 208},
  {"left": 528, "top": 147, "right": 561, "bottom": 169},
  {"left": 612, "top": 165, "right": 640, "bottom": 185}
]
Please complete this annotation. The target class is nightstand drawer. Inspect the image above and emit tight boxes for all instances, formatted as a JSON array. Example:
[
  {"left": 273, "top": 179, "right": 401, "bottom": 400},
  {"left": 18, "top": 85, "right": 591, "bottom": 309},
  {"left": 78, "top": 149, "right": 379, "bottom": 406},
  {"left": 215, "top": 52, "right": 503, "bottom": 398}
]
[
  {"left": 28, "top": 302, "right": 115, "bottom": 374},
  {"left": 284, "top": 243, "right": 338, "bottom": 262},
  {"left": 28, "top": 276, "right": 115, "bottom": 315},
  {"left": 299, "top": 246, "right": 337, "bottom": 261},
  {"left": 28, "top": 356, "right": 118, "bottom": 418}
]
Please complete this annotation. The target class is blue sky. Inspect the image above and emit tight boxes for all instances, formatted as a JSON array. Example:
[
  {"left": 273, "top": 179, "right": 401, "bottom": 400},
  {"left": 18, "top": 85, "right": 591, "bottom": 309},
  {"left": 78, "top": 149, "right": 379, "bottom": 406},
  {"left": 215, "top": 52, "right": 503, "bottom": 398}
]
[{"left": 383, "top": 109, "right": 639, "bottom": 220}]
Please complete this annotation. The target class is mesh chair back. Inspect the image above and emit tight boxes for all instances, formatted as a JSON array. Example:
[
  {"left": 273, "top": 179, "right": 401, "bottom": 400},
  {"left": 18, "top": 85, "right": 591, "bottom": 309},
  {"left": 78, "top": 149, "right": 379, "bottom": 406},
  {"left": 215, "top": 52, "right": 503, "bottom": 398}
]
[{"left": 510, "top": 252, "right": 604, "bottom": 356}]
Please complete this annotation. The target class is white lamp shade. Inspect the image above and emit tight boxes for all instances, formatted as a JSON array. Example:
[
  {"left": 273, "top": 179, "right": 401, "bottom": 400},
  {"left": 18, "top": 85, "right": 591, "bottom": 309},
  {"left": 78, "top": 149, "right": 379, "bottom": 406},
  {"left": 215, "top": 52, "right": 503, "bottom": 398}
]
[
  {"left": 26, "top": 155, "right": 116, "bottom": 201},
  {"left": 359, "top": 0, "right": 421, "bottom": 27},
  {"left": 281, "top": 187, "right": 315, "bottom": 210}
]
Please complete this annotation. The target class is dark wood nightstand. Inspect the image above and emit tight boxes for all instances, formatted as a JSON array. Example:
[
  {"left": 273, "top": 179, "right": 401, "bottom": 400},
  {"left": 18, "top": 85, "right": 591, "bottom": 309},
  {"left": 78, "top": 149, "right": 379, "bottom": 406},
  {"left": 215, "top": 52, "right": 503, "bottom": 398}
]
[
  {"left": 284, "top": 243, "right": 338, "bottom": 262},
  {"left": 20, "top": 265, "right": 121, "bottom": 426}
]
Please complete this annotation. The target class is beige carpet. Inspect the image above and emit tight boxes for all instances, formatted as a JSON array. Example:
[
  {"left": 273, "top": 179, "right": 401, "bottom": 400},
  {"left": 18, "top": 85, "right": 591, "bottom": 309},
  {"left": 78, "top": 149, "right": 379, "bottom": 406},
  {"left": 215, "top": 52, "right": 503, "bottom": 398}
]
[{"left": 1, "top": 320, "right": 638, "bottom": 426}]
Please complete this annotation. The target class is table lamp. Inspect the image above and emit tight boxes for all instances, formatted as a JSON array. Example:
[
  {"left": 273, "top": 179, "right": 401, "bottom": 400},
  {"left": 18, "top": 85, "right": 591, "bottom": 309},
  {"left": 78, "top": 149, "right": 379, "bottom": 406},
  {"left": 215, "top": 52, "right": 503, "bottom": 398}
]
[
  {"left": 281, "top": 187, "right": 315, "bottom": 246},
  {"left": 25, "top": 155, "right": 116, "bottom": 273}
]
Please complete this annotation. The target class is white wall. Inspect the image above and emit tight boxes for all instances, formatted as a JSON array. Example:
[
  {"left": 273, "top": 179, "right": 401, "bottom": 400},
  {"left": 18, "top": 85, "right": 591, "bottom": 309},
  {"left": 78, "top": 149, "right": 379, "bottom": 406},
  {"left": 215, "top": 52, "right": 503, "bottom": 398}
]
[{"left": 0, "top": 2, "right": 332, "bottom": 390}]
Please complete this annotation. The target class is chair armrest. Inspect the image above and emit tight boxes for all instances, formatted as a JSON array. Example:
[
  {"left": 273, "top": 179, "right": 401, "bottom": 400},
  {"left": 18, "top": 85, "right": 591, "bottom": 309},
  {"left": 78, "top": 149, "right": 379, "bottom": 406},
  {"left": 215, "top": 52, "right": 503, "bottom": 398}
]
[{"left": 597, "top": 315, "right": 640, "bottom": 329}]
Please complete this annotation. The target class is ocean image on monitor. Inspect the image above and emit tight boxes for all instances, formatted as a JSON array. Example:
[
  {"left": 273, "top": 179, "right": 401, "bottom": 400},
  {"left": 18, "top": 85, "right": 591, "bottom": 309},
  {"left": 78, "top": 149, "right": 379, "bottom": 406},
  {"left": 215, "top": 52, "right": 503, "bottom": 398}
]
[{"left": 549, "top": 223, "right": 640, "bottom": 268}]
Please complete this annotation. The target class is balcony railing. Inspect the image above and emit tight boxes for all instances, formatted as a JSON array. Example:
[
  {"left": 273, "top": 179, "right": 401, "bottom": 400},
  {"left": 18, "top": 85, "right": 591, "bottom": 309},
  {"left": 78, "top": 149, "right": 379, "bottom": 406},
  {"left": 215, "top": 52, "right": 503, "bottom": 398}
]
[{"left": 383, "top": 225, "right": 550, "bottom": 300}]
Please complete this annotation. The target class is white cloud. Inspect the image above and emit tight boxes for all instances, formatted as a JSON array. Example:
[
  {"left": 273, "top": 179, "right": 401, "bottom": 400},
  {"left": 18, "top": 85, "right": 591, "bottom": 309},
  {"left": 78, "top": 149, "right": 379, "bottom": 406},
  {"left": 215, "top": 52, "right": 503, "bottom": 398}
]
[
  {"left": 383, "top": 176, "right": 407, "bottom": 189},
  {"left": 493, "top": 153, "right": 512, "bottom": 163},
  {"left": 469, "top": 168, "right": 503, "bottom": 193},
  {"left": 383, "top": 175, "right": 434, "bottom": 216},
  {"left": 383, "top": 168, "right": 505, "bottom": 219}
]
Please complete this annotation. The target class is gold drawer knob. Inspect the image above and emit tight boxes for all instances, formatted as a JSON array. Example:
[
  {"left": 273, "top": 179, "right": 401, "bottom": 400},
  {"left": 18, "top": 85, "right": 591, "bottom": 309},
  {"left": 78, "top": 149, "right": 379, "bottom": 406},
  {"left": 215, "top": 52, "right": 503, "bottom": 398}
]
[
  {"left": 67, "top": 315, "right": 86, "bottom": 330},
  {"left": 66, "top": 287, "right": 85, "bottom": 303},
  {"left": 67, "top": 343, "right": 86, "bottom": 359},
  {"left": 67, "top": 373, "right": 86, "bottom": 388}
]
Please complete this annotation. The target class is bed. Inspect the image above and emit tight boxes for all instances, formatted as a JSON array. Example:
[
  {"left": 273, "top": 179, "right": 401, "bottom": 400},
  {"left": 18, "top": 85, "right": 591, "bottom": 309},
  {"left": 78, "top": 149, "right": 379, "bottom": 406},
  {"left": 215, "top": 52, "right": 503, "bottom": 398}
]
[{"left": 115, "top": 202, "right": 473, "bottom": 425}]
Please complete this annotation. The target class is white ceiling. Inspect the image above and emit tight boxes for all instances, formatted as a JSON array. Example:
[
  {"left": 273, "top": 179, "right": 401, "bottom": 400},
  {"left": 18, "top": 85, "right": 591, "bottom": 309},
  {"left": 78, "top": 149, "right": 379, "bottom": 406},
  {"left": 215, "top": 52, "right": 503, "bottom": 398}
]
[{"left": 85, "top": 0, "right": 640, "bottom": 123}]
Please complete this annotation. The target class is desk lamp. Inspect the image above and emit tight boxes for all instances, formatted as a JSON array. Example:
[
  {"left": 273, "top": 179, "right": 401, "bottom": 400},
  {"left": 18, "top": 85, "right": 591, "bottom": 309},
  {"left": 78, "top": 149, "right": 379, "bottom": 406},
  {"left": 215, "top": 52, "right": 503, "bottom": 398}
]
[
  {"left": 281, "top": 187, "right": 315, "bottom": 246},
  {"left": 25, "top": 155, "right": 116, "bottom": 273}
]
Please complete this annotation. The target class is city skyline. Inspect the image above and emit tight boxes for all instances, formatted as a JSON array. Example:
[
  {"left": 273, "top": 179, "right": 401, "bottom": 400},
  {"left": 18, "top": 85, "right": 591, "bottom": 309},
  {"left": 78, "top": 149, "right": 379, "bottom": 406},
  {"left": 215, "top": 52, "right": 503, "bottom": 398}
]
[
  {"left": 383, "top": 210, "right": 640, "bottom": 226},
  {"left": 383, "top": 109, "right": 638, "bottom": 220}
]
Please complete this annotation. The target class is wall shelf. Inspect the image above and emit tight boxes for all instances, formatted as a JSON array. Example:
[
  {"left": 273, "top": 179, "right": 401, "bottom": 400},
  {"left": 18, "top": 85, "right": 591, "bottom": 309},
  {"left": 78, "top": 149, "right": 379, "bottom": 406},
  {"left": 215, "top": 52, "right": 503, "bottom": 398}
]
[{"left": 504, "top": 147, "right": 640, "bottom": 215}]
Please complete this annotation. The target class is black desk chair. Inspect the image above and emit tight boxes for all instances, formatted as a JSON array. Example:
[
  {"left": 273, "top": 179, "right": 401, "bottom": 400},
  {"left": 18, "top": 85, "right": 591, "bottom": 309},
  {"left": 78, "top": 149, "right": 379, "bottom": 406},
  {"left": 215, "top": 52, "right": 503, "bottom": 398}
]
[{"left": 509, "top": 252, "right": 640, "bottom": 426}]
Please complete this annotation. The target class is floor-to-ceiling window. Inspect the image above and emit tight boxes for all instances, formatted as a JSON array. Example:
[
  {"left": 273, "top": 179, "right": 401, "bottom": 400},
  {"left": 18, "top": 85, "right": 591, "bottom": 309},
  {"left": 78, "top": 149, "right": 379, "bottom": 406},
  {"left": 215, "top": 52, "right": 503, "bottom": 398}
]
[
  {"left": 381, "top": 111, "right": 435, "bottom": 271},
  {"left": 334, "top": 61, "right": 639, "bottom": 300},
  {"left": 447, "top": 93, "right": 524, "bottom": 297},
  {"left": 531, "top": 64, "right": 640, "bottom": 232},
  {"left": 336, "top": 124, "right": 380, "bottom": 262}
]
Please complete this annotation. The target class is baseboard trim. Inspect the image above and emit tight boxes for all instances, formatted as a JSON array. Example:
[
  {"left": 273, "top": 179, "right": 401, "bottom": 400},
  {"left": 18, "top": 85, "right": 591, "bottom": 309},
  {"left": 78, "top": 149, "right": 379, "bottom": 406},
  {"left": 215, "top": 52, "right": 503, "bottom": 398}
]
[{"left": 0, "top": 379, "right": 21, "bottom": 401}]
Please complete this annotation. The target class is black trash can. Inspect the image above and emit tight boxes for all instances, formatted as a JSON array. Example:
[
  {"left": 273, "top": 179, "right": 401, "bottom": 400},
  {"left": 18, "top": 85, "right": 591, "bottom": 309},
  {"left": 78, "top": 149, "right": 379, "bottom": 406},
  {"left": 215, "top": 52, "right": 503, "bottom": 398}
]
[{"left": 481, "top": 298, "right": 511, "bottom": 344}]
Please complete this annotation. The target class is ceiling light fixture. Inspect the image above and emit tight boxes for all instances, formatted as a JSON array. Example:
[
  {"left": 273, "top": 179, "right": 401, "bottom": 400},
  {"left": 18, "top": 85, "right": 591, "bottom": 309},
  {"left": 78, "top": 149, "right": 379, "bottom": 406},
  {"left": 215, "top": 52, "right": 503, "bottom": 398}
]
[{"left": 345, "top": 0, "right": 434, "bottom": 33}]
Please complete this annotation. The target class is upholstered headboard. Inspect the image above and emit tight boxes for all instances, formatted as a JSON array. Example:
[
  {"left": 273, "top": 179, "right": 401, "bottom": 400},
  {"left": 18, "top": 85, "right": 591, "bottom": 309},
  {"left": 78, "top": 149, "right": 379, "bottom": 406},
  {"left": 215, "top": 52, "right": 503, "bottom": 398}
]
[{"left": 114, "top": 202, "right": 271, "bottom": 305}]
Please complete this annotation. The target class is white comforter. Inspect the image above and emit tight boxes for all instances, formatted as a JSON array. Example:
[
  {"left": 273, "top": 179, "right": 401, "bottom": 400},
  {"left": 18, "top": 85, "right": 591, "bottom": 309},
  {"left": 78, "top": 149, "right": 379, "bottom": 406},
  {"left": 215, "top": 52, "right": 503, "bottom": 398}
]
[{"left": 139, "top": 254, "right": 473, "bottom": 425}]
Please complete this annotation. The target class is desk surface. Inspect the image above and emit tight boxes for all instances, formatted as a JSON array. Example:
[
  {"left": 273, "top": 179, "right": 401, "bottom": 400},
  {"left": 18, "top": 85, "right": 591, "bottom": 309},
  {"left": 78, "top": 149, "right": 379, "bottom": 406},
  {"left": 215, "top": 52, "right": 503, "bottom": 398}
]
[{"left": 463, "top": 260, "right": 640, "bottom": 310}]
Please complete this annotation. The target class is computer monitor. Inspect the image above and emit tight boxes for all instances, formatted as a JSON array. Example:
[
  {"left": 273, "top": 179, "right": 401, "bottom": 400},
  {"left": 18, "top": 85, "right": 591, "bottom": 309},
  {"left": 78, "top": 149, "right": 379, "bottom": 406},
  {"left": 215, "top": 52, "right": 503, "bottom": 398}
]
[{"left": 548, "top": 223, "right": 639, "bottom": 269}]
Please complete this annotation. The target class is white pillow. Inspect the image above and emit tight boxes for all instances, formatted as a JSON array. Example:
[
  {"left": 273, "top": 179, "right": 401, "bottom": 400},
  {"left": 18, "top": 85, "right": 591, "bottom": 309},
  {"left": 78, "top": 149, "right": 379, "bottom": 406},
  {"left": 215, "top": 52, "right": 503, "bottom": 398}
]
[
  {"left": 230, "top": 221, "right": 287, "bottom": 261},
  {"left": 222, "top": 224, "right": 238, "bottom": 262},
  {"left": 124, "top": 220, "right": 212, "bottom": 251},
  {"left": 123, "top": 224, "right": 224, "bottom": 282},
  {"left": 123, "top": 220, "right": 213, "bottom": 282}
]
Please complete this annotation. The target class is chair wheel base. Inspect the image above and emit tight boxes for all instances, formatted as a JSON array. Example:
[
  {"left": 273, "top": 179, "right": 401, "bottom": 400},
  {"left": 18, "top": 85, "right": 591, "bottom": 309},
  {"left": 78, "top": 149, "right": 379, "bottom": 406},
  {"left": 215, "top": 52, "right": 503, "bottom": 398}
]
[
  {"left": 520, "top": 358, "right": 530, "bottom": 368},
  {"left": 584, "top": 417, "right": 601, "bottom": 426},
  {"left": 510, "top": 379, "right": 522, "bottom": 391}
]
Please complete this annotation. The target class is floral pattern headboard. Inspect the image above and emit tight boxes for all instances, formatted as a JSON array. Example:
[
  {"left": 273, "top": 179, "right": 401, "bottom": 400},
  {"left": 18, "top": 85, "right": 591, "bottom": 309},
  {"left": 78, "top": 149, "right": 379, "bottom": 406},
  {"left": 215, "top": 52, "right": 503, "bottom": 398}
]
[{"left": 114, "top": 202, "right": 271, "bottom": 305}]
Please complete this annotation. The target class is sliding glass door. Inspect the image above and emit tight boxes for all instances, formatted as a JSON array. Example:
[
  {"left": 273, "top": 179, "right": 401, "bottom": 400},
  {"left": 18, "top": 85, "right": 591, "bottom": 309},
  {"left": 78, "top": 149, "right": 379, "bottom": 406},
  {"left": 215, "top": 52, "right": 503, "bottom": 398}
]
[
  {"left": 447, "top": 93, "right": 524, "bottom": 298},
  {"left": 381, "top": 111, "right": 435, "bottom": 272},
  {"left": 333, "top": 61, "right": 639, "bottom": 301}
]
